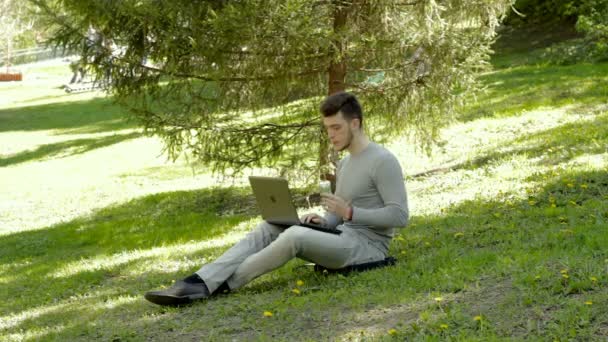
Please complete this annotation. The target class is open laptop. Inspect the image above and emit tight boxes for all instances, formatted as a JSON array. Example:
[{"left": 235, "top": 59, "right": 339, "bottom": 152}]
[{"left": 248, "top": 176, "right": 342, "bottom": 235}]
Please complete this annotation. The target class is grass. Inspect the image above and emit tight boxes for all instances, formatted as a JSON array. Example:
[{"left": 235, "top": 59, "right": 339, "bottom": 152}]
[
  {"left": 0, "top": 97, "right": 138, "bottom": 134},
  {"left": 1, "top": 31, "right": 608, "bottom": 341}
]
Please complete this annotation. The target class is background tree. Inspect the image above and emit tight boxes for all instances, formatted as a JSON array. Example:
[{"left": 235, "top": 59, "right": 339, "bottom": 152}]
[
  {"left": 34, "top": 0, "right": 512, "bottom": 184},
  {"left": 1, "top": 0, "right": 36, "bottom": 71}
]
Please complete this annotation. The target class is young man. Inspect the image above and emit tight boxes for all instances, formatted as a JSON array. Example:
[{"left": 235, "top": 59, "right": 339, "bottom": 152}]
[{"left": 145, "top": 92, "right": 409, "bottom": 306}]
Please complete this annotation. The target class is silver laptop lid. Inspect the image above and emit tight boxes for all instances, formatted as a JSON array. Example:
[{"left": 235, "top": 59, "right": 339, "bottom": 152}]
[{"left": 248, "top": 176, "right": 301, "bottom": 226}]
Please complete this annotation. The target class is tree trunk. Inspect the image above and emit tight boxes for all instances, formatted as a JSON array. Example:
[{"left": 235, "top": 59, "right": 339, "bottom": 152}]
[{"left": 320, "top": 1, "right": 349, "bottom": 189}]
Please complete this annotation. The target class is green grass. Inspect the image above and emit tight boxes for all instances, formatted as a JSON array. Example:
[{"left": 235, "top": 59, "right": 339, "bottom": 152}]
[
  {"left": 1, "top": 30, "right": 608, "bottom": 341},
  {"left": 462, "top": 62, "right": 608, "bottom": 122},
  {"left": 0, "top": 97, "right": 138, "bottom": 134},
  {"left": 0, "top": 132, "right": 143, "bottom": 167}
]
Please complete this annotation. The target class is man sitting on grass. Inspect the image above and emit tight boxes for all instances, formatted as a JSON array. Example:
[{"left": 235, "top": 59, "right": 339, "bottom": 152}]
[{"left": 145, "top": 91, "right": 409, "bottom": 306}]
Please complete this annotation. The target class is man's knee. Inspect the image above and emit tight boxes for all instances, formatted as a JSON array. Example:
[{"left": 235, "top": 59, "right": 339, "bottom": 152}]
[{"left": 274, "top": 226, "right": 308, "bottom": 249}]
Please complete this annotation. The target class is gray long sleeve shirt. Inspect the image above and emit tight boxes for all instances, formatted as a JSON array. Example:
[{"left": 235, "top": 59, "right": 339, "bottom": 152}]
[{"left": 323, "top": 142, "right": 409, "bottom": 253}]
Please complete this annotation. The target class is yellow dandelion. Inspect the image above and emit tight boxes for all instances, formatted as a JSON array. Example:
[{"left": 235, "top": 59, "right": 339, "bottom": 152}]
[
  {"left": 528, "top": 200, "right": 537, "bottom": 206},
  {"left": 567, "top": 183, "right": 574, "bottom": 188},
  {"left": 296, "top": 280, "right": 304, "bottom": 286},
  {"left": 388, "top": 329, "right": 397, "bottom": 335},
  {"left": 581, "top": 184, "right": 588, "bottom": 189},
  {"left": 434, "top": 297, "right": 443, "bottom": 302},
  {"left": 263, "top": 311, "right": 273, "bottom": 317},
  {"left": 454, "top": 232, "right": 464, "bottom": 238},
  {"left": 291, "top": 288, "right": 301, "bottom": 295},
  {"left": 562, "top": 274, "right": 570, "bottom": 279},
  {"left": 439, "top": 324, "right": 448, "bottom": 330},
  {"left": 591, "top": 276, "right": 598, "bottom": 283},
  {"left": 474, "top": 315, "right": 482, "bottom": 321},
  {"left": 585, "top": 301, "right": 593, "bottom": 306},
  {"left": 560, "top": 269, "right": 568, "bottom": 274},
  {"left": 551, "top": 203, "right": 557, "bottom": 208}
]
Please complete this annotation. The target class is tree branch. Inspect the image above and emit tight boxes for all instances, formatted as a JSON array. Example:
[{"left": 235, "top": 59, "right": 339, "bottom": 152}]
[{"left": 139, "top": 63, "right": 327, "bottom": 82}]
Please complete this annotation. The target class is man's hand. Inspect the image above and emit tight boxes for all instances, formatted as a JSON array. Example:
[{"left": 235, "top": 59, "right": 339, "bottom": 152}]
[
  {"left": 321, "top": 193, "right": 351, "bottom": 220},
  {"left": 300, "top": 213, "right": 327, "bottom": 226}
]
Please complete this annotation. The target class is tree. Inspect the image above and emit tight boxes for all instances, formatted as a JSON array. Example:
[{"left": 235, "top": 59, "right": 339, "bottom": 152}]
[
  {"left": 1, "top": 0, "right": 35, "bottom": 72},
  {"left": 34, "top": 0, "right": 511, "bottom": 184}
]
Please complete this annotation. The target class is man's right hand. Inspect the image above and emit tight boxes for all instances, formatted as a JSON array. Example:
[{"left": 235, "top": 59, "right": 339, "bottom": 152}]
[{"left": 300, "top": 213, "right": 327, "bottom": 226}]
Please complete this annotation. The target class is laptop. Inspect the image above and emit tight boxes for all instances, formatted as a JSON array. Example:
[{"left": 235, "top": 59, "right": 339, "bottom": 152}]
[{"left": 248, "top": 176, "right": 342, "bottom": 235}]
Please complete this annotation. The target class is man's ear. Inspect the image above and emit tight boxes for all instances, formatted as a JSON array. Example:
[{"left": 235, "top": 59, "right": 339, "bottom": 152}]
[{"left": 352, "top": 118, "right": 361, "bottom": 130}]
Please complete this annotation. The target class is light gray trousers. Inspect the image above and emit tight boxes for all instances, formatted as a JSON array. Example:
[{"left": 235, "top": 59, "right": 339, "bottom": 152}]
[{"left": 196, "top": 221, "right": 387, "bottom": 293}]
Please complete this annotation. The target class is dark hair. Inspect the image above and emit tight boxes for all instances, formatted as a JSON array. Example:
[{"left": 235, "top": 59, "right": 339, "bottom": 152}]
[{"left": 320, "top": 91, "right": 363, "bottom": 127}]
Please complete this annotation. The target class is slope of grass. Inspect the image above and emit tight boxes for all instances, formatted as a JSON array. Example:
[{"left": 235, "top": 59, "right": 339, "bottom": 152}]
[{"left": 1, "top": 33, "right": 608, "bottom": 341}]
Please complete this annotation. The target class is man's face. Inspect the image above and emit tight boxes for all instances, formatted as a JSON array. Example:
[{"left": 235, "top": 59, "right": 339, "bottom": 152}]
[{"left": 322, "top": 111, "right": 358, "bottom": 152}]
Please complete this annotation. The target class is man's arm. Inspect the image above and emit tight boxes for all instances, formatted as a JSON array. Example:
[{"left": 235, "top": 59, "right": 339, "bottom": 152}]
[{"left": 351, "top": 155, "right": 409, "bottom": 228}]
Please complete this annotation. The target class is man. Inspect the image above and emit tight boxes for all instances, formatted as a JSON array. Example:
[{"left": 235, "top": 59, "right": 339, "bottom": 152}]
[{"left": 145, "top": 92, "right": 409, "bottom": 306}]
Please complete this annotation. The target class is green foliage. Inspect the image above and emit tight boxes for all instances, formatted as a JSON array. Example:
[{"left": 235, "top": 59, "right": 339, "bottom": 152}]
[
  {"left": 506, "top": 0, "right": 579, "bottom": 25},
  {"left": 33, "top": 0, "right": 511, "bottom": 181},
  {"left": 506, "top": 0, "right": 608, "bottom": 64}
]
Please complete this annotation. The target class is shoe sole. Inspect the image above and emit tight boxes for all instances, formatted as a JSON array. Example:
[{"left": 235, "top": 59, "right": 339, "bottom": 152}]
[{"left": 144, "top": 292, "right": 209, "bottom": 306}]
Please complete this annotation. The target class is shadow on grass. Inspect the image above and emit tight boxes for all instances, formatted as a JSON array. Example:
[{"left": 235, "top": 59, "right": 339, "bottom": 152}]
[
  {"left": 449, "top": 112, "right": 608, "bottom": 172},
  {"left": 490, "top": 22, "right": 582, "bottom": 69},
  {"left": 0, "top": 184, "right": 320, "bottom": 316},
  {"left": 0, "top": 187, "right": 261, "bottom": 315},
  {"left": 2, "top": 169, "right": 606, "bottom": 340},
  {"left": 0, "top": 132, "right": 143, "bottom": 167},
  {"left": 0, "top": 187, "right": 260, "bottom": 263},
  {"left": 0, "top": 97, "right": 137, "bottom": 134},
  {"left": 460, "top": 62, "right": 608, "bottom": 122}
]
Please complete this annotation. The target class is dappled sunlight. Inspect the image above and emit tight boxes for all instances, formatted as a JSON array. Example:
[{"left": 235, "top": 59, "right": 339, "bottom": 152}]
[
  {"left": 3, "top": 323, "right": 73, "bottom": 342},
  {"left": 0, "top": 302, "right": 72, "bottom": 330},
  {"left": 402, "top": 105, "right": 607, "bottom": 217},
  {"left": 568, "top": 153, "right": 608, "bottom": 169},
  {"left": 0, "top": 131, "right": 143, "bottom": 167},
  {"left": 0, "top": 286, "right": 117, "bottom": 330},
  {"left": 98, "top": 295, "right": 139, "bottom": 310},
  {"left": 0, "top": 292, "right": 138, "bottom": 341},
  {"left": 51, "top": 217, "right": 257, "bottom": 278},
  {"left": 0, "top": 136, "right": 222, "bottom": 234},
  {"left": 391, "top": 106, "right": 590, "bottom": 177},
  {"left": 0, "top": 128, "right": 141, "bottom": 157}
]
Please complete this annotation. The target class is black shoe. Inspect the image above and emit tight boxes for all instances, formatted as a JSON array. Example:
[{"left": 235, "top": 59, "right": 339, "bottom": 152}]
[{"left": 145, "top": 277, "right": 211, "bottom": 306}]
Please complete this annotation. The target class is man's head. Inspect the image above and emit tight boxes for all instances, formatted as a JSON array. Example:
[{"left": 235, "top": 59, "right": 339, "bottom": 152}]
[{"left": 320, "top": 92, "right": 363, "bottom": 151}]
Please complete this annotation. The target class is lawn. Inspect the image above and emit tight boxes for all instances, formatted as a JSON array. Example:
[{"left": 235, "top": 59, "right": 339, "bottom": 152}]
[{"left": 1, "top": 34, "right": 607, "bottom": 340}]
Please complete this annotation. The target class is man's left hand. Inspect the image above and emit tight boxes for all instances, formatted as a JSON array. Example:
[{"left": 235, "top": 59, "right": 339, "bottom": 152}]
[{"left": 321, "top": 193, "right": 351, "bottom": 219}]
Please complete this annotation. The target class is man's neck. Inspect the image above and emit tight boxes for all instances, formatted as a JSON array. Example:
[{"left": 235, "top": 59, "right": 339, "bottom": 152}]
[{"left": 347, "top": 134, "right": 370, "bottom": 156}]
